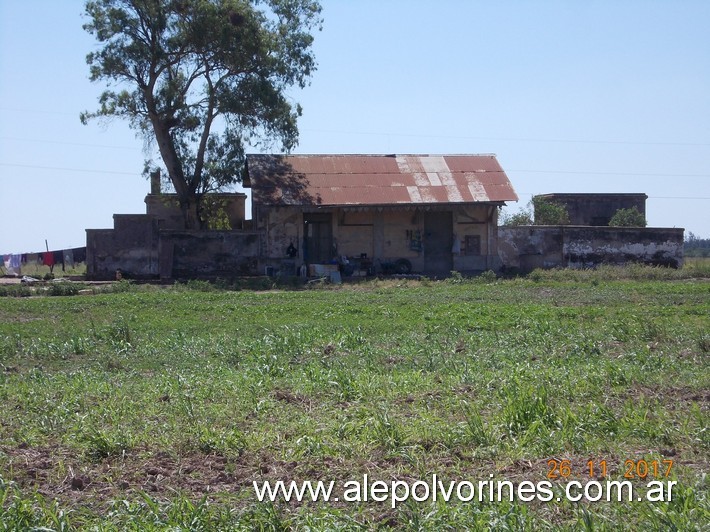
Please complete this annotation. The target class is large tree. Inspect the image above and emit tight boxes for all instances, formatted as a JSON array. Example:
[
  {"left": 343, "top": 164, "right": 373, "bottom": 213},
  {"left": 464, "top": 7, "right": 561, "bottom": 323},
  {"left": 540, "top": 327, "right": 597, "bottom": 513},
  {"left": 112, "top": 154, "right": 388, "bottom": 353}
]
[{"left": 81, "top": 0, "right": 321, "bottom": 228}]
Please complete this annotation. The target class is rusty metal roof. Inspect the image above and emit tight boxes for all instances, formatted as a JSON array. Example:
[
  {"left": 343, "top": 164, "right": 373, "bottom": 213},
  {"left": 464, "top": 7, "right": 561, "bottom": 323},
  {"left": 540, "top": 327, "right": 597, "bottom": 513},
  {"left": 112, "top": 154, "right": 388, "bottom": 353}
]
[{"left": 245, "top": 154, "right": 518, "bottom": 207}]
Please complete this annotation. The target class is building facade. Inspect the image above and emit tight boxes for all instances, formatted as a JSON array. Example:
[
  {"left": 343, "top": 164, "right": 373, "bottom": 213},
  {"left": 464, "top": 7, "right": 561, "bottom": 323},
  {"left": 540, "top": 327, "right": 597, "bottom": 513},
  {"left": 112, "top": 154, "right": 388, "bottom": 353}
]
[{"left": 245, "top": 154, "right": 518, "bottom": 277}]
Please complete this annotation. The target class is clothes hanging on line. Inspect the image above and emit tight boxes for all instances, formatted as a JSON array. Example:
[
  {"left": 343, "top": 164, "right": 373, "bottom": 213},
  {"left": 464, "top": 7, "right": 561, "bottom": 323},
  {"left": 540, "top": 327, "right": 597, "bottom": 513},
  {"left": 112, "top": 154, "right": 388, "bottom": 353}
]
[
  {"left": 3, "top": 254, "right": 21, "bottom": 276},
  {"left": 63, "top": 249, "right": 75, "bottom": 269},
  {"left": 43, "top": 252, "right": 55, "bottom": 267},
  {"left": 53, "top": 250, "right": 65, "bottom": 272}
]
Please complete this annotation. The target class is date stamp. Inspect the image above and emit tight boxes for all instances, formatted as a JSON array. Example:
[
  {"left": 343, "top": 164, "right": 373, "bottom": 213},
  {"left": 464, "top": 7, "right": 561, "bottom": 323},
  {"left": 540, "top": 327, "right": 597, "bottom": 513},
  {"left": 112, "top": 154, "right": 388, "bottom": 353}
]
[{"left": 547, "top": 458, "right": 674, "bottom": 480}]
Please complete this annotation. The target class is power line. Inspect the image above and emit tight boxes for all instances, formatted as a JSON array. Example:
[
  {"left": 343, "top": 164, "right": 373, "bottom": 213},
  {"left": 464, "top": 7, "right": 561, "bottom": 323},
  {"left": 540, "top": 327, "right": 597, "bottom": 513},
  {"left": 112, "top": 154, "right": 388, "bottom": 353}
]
[
  {"left": 0, "top": 106, "right": 79, "bottom": 117},
  {"left": 0, "top": 136, "right": 140, "bottom": 151},
  {"left": 648, "top": 196, "right": 710, "bottom": 200},
  {"left": 1, "top": 105, "right": 708, "bottom": 147},
  {"left": 301, "top": 128, "right": 710, "bottom": 147},
  {"left": 509, "top": 169, "right": 710, "bottom": 178},
  {"left": 0, "top": 162, "right": 138, "bottom": 176}
]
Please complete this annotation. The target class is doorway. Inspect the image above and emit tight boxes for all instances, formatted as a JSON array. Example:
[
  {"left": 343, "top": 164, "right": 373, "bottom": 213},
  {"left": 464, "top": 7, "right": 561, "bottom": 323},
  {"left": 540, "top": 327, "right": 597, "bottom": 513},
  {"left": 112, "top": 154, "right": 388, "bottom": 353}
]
[
  {"left": 303, "top": 213, "right": 333, "bottom": 263},
  {"left": 423, "top": 211, "right": 453, "bottom": 275}
]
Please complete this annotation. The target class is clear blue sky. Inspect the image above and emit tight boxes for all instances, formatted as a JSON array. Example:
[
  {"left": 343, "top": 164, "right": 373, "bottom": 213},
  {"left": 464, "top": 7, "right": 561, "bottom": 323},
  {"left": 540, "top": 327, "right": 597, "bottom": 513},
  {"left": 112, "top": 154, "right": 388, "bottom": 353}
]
[{"left": 2, "top": 0, "right": 709, "bottom": 255}]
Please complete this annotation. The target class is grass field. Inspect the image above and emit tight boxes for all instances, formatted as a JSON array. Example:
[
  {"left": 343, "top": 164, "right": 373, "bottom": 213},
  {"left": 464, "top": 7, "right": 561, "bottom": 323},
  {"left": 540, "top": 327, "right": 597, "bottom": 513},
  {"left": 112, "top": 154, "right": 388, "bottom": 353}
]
[{"left": 0, "top": 269, "right": 708, "bottom": 529}]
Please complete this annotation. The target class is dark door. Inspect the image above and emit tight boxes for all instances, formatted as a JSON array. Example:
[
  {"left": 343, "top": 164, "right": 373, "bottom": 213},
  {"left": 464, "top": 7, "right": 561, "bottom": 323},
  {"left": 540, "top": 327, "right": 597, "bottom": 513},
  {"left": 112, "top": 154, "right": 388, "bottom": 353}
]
[
  {"left": 424, "top": 211, "right": 453, "bottom": 276},
  {"left": 304, "top": 213, "right": 333, "bottom": 263}
]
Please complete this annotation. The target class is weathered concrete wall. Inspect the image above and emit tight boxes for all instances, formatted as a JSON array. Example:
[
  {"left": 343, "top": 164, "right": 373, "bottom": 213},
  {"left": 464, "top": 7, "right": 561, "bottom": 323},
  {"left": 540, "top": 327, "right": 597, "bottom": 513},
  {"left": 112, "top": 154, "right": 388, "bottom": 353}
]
[
  {"left": 88, "top": 199, "right": 505, "bottom": 279},
  {"left": 498, "top": 226, "right": 684, "bottom": 272},
  {"left": 162, "top": 231, "right": 260, "bottom": 279},
  {"left": 453, "top": 205, "right": 500, "bottom": 272},
  {"left": 536, "top": 193, "right": 647, "bottom": 226},
  {"left": 256, "top": 204, "right": 502, "bottom": 275},
  {"left": 145, "top": 193, "right": 247, "bottom": 230},
  {"left": 338, "top": 210, "right": 375, "bottom": 259},
  {"left": 87, "top": 215, "right": 260, "bottom": 280},
  {"left": 86, "top": 215, "right": 160, "bottom": 280},
  {"left": 381, "top": 210, "right": 420, "bottom": 263},
  {"left": 256, "top": 206, "right": 301, "bottom": 262}
]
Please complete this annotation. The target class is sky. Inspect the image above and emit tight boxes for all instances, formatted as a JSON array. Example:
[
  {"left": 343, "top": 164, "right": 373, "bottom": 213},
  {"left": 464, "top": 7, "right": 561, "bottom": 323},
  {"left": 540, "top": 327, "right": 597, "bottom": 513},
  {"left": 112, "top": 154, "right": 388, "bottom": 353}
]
[{"left": 1, "top": 0, "right": 709, "bottom": 255}]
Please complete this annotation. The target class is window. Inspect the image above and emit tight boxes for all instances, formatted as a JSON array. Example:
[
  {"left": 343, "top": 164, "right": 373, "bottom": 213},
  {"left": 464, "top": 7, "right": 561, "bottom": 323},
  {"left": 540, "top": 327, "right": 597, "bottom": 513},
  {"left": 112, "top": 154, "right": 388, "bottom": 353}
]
[{"left": 464, "top": 235, "right": 481, "bottom": 255}]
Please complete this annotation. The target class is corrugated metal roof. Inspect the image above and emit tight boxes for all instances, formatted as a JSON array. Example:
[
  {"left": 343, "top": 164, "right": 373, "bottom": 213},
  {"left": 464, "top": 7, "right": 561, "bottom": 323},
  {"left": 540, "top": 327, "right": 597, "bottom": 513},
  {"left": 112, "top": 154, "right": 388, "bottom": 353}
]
[{"left": 245, "top": 154, "right": 518, "bottom": 206}]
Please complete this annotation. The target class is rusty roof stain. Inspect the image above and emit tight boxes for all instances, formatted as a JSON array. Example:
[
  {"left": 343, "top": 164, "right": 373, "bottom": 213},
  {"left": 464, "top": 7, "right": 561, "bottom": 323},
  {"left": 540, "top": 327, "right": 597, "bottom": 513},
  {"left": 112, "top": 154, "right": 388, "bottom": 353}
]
[{"left": 245, "top": 154, "right": 518, "bottom": 207}]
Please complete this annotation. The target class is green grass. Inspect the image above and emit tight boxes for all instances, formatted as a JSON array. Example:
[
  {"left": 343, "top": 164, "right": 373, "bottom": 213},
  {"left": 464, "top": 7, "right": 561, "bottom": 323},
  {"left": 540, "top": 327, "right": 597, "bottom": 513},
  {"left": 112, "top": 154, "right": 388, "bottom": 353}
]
[{"left": 0, "top": 273, "right": 708, "bottom": 529}]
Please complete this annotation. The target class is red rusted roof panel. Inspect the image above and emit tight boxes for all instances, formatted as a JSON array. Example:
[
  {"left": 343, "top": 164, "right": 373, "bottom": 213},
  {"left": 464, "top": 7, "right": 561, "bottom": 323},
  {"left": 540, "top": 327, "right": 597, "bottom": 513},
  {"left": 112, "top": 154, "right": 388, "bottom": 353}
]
[{"left": 246, "top": 154, "right": 518, "bottom": 206}]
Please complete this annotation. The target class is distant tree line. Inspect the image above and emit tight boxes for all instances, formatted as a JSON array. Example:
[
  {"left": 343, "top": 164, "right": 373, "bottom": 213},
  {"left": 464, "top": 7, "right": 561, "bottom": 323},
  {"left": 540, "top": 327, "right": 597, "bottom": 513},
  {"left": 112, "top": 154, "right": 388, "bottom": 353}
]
[{"left": 685, "top": 232, "right": 710, "bottom": 257}]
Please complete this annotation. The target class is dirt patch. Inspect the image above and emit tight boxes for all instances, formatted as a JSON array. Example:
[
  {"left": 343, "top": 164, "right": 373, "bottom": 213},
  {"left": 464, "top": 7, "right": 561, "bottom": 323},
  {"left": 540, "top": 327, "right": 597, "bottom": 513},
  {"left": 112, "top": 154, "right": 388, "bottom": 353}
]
[
  {"left": 0, "top": 311, "right": 40, "bottom": 323},
  {"left": 271, "top": 388, "right": 310, "bottom": 406},
  {"left": 1, "top": 444, "right": 262, "bottom": 509},
  {"left": 0, "top": 443, "right": 366, "bottom": 510},
  {"left": 624, "top": 384, "right": 710, "bottom": 408}
]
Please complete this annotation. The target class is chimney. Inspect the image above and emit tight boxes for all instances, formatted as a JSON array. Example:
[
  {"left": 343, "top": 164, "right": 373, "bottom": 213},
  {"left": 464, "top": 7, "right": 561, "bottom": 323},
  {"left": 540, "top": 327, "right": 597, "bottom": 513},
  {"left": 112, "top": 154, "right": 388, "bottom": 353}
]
[{"left": 150, "top": 169, "right": 161, "bottom": 195}]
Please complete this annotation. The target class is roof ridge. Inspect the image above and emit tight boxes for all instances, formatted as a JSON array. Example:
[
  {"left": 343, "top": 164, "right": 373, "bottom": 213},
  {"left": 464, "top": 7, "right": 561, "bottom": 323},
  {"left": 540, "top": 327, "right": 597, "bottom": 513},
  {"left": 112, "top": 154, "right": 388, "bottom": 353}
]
[{"left": 246, "top": 153, "right": 499, "bottom": 158}]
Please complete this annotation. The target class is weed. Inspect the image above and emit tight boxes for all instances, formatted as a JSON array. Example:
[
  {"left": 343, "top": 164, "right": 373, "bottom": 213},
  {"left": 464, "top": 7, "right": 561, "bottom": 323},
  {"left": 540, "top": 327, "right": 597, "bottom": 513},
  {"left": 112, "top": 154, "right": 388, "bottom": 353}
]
[
  {"left": 100, "top": 279, "right": 136, "bottom": 293},
  {"left": 328, "top": 366, "right": 361, "bottom": 402},
  {"left": 699, "top": 334, "right": 710, "bottom": 353},
  {"left": 183, "top": 279, "right": 216, "bottom": 292},
  {"left": 502, "top": 383, "right": 556, "bottom": 436},
  {"left": 0, "top": 285, "right": 32, "bottom": 297},
  {"left": 447, "top": 271, "right": 465, "bottom": 284},
  {"left": 371, "top": 409, "right": 405, "bottom": 452},
  {"left": 82, "top": 428, "right": 134, "bottom": 460},
  {"left": 48, "top": 282, "right": 80, "bottom": 297},
  {"left": 477, "top": 269, "right": 498, "bottom": 283},
  {"left": 461, "top": 402, "right": 490, "bottom": 446},
  {"left": 105, "top": 315, "right": 133, "bottom": 344},
  {"left": 194, "top": 427, "right": 245, "bottom": 456}
]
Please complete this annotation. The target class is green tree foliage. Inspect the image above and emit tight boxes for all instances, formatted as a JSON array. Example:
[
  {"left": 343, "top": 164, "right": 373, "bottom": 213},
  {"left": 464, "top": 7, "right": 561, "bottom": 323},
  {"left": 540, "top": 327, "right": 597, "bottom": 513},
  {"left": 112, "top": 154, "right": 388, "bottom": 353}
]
[
  {"left": 500, "top": 198, "right": 570, "bottom": 226},
  {"left": 608, "top": 206, "right": 647, "bottom": 227},
  {"left": 81, "top": 0, "right": 322, "bottom": 228},
  {"left": 500, "top": 208, "right": 533, "bottom": 226},
  {"left": 531, "top": 196, "right": 570, "bottom": 225}
]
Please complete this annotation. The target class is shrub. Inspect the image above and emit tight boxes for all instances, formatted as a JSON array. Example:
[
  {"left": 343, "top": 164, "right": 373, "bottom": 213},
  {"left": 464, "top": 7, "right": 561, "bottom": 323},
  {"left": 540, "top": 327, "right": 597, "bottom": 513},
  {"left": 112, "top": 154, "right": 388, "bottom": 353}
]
[
  {"left": 48, "top": 282, "right": 79, "bottom": 297},
  {"left": 184, "top": 279, "right": 216, "bottom": 292},
  {"left": 503, "top": 197, "right": 570, "bottom": 226},
  {"left": 532, "top": 196, "right": 570, "bottom": 225},
  {"left": 0, "top": 285, "right": 32, "bottom": 297},
  {"left": 609, "top": 206, "right": 647, "bottom": 227},
  {"left": 477, "top": 269, "right": 498, "bottom": 283},
  {"left": 500, "top": 209, "right": 533, "bottom": 226}
]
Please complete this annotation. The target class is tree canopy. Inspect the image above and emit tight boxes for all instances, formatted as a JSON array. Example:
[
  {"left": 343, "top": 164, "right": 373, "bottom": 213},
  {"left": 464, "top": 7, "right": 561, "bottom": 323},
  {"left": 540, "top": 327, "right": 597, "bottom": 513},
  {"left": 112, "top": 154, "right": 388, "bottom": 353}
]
[{"left": 81, "top": 0, "right": 322, "bottom": 228}]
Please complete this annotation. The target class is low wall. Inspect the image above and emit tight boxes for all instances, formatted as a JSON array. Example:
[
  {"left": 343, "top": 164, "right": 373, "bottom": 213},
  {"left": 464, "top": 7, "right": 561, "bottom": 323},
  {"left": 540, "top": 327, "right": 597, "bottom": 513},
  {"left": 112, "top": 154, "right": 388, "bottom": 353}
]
[
  {"left": 86, "top": 215, "right": 160, "bottom": 280},
  {"left": 86, "top": 215, "right": 261, "bottom": 280},
  {"left": 161, "top": 231, "right": 261, "bottom": 279},
  {"left": 498, "top": 226, "right": 684, "bottom": 272}
]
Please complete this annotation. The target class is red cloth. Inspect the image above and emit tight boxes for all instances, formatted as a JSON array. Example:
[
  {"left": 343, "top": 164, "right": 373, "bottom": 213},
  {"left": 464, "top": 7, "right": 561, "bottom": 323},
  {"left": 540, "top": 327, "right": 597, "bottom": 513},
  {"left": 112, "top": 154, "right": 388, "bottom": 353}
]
[{"left": 42, "top": 252, "right": 54, "bottom": 267}]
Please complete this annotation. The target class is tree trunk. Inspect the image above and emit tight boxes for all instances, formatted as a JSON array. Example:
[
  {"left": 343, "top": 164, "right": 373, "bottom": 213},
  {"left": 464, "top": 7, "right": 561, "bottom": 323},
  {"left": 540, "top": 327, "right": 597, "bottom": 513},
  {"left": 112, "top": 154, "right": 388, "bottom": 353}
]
[
  {"left": 150, "top": 119, "right": 201, "bottom": 229},
  {"left": 179, "top": 194, "right": 201, "bottom": 230}
]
